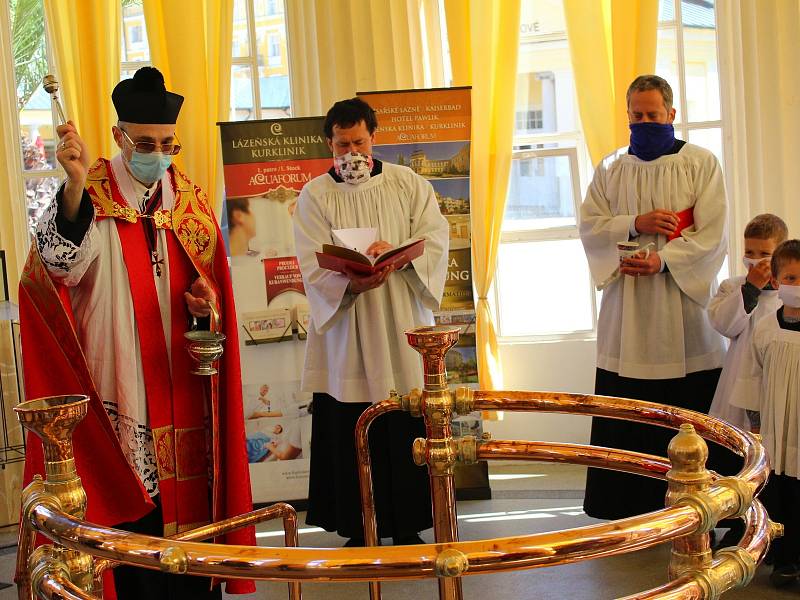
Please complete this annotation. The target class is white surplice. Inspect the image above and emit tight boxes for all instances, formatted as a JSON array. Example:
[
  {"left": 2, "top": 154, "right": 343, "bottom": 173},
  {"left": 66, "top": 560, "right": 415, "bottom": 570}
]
[
  {"left": 731, "top": 313, "right": 800, "bottom": 478},
  {"left": 35, "top": 154, "right": 180, "bottom": 496},
  {"left": 580, "top": 143, "right": 727, "bottom": 379},
  {"left": 293, "top": 162, "right": 449, "bottom": 404},
  {"left": 707, "top": 276, "right": 781, "bottom": 429}
]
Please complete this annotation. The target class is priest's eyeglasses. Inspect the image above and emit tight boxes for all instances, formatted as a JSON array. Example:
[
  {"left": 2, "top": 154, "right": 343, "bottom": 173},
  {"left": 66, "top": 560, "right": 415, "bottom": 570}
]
[{"left": 120, "top": 128, "right": 182, "bottom": 155}]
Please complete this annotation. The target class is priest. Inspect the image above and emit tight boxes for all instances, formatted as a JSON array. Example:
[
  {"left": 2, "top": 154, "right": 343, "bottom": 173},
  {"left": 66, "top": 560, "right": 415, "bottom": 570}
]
[
  {"left": 293, "top": 97, "right": 449, "bottom": 546},
  {"left": 579, "top": 75, "right": 727, "bottom": 519},
  {"left": 19, "top": 66, "right": 254, "bottom": 599}
]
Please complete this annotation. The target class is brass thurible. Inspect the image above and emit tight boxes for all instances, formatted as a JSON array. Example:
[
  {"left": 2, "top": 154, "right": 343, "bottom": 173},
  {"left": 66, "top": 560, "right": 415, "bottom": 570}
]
[
  {"left": 665, "top": 423, "right": 714, "bottom": 580},
  {"left": 15, "top": 395, "right": 95, "bottom": 593}
]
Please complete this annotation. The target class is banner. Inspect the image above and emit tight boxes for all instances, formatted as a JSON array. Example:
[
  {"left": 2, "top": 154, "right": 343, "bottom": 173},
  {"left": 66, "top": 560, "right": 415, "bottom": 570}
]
[
  {"left": 219, "top": 118, "right": 329, "bottom": 503},
  {"left": 358, "top": 87, "right": 481, "bottom": 436}
]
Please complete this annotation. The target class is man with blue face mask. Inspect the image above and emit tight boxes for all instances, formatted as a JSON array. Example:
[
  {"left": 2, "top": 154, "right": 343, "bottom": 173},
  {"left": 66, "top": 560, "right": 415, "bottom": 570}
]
[
  {"left": 579, "top": 75, "right": 728, "bottom": 521},
  {"left": 19, "top": 66, "right": 255, "bottom": 599}
]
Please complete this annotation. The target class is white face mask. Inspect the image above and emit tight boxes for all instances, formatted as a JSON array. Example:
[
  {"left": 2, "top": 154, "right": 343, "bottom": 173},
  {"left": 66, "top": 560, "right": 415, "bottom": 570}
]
[
  {"left": 743, "top": 257, "right": 763, "bottom": 270},
  {"left": 778, "top": 285, "right": 800, "bottom": 308},
  {"left": 334, "top": 152, "right": 373, "bottom": 185}
]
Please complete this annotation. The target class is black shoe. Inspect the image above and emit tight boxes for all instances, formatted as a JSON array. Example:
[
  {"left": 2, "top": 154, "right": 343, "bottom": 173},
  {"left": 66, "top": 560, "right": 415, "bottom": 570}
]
[
  {"left": 344, "top": 537, "right": 365, "bottom": 547},
  {"left": 392, "top": 533, "right": 425, "bottom": 545},
  {"left": 769, "top": 563, "right": 800, "bottom": 588}
]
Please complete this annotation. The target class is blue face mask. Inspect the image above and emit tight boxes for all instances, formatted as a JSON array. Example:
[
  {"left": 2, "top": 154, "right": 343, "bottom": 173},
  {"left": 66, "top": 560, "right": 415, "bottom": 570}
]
[
  {"left": 629, "top": 122, "right": 675, "bottom": 161},
  {"left": 127, "top": 151, "right": 172, "bottom": 184}
]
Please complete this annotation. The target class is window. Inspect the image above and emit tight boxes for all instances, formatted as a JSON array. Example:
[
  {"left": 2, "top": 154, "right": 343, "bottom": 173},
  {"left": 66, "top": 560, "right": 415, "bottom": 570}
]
[
  {"left": 655, "top": 0, "right": 726, "bottom": 281},
  {"left": 493, "top": 0, "right": 596, "bottom": 340},
  {"left": 230, "top": 0, "right": 291, "bottom": 120},
  {"left": 10, "top": 0, "right": 61, "bottom": 235},
  {"left": 656, "top": 0, "right": 721, "bottom": 165},
  {"left": 267, "top": 33, "right": 281, "bottom": 67},
  {"left": 493, "top": 0, "right": 723, "bottom": 341},
  {"left": 121, "top": 0, "right": 150, "bottom": 78}
]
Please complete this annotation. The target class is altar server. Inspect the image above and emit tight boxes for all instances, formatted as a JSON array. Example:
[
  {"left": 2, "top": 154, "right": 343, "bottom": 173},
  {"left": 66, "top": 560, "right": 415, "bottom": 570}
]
[
  {"left": 579, "top": 75, "right": 727, "bottom": 519},
  {"left": 293, "top": 97, "right": 449, "bottom": 546}
]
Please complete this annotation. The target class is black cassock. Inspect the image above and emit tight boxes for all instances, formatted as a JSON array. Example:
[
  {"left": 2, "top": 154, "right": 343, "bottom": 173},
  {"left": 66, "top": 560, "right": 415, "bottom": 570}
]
[
  {"left": 583, "top": 367, "right": 740, "bottom": 520},
  {"left": 306, "top": 393, "right": 433, "bottom": 540}
]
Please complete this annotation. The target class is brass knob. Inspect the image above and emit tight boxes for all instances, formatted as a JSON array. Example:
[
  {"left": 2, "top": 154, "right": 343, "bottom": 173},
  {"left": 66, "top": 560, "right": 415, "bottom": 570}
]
[
  {"left": 412, "top": 438, "right": 427, "bottom": 466},
  {"left": 159, "top": 546, "right": 189, "bottom": 574},
  {"left": 435, "top": 549, "right": 469, "bottom": 577}
]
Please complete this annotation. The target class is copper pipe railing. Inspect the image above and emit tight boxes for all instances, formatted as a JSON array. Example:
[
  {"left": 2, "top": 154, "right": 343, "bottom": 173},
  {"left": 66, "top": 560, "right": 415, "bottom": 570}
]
[
  {"left": 16, "top": 327, "right": 779, "bottom": 600},
  {"left": 475, "top": 440, "right": 672, "bottom": 479},
  {"left": 92, "top": 503, "right": 300, "bottom": 600},
  {"left": 355, "top": 400, "right": 403, "bottom": 600}
]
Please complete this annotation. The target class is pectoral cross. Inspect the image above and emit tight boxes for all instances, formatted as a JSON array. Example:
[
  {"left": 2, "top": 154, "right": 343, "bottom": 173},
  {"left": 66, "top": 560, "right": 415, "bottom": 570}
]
[{"left": 152, "top": 250, "right": 165, "bottom": 278}]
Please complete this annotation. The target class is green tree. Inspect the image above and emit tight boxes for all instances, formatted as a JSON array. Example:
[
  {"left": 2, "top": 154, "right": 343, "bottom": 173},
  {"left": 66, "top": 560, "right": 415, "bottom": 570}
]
[{"left": 10, "top": 0, "right": 47, "bottom": 110}]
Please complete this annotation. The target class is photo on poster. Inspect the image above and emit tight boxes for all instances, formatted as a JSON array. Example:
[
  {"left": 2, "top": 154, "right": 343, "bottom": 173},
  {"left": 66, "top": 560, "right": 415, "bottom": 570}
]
[
  {"left": 430, "top": 178, "right": 470, "bottom": 216},
  {"left": 452, "top": 413, "right": 483, "bottom": 439},
  {"left": 445, "top": 345, "right": 479, "bottom": 384},
  {"left": 447, "top": 215, "right": 471, "bottom": 249},
  {"left": 435, "top": 310, "right": 476, "bottom": 348},
  {"left": 245, "top": 416, "right": 310, "bottom": 463},
  {"left": 242, "top": 381, "right": 310, "bottom": 421},
  {"left": 372, "top": 141, "right": 470, "bottom": 179},
  {"left": 241, "top": 308, "right": 293, "bottom": 344},
  {"left": 227, "top": 188, "right": 298, "bottom": 266}
]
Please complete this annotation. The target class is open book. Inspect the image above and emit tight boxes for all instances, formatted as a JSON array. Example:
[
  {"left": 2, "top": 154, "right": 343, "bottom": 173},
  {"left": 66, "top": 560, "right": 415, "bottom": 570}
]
[{"left": 316, "top": 228, "right": 425, "bottom": 275}]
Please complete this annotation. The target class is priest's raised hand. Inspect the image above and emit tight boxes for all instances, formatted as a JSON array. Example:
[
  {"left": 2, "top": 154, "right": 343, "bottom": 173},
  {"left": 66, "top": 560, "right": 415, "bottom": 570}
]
[{"left": 55, "top": 120, "right": 90, "bottom": 222}]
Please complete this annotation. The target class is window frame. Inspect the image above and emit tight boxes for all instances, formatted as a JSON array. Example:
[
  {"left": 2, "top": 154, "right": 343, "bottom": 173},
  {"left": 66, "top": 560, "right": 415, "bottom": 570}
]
[
  {"left": 659, "top": 0, "right": 723, "bottom": 151},
  {"left": 229, "top": 0, "right": 291, "bottom": 121},
  {"left": 493, "top": 144, "right": 599, "bottom": 342}
]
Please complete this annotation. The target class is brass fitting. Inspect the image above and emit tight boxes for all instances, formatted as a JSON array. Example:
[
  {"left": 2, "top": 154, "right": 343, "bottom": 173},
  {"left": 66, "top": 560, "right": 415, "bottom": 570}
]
[
  {"left": 674, "top": 490, "right": 718, "bottom": 534},
  {"left": 691, "top": 546, "right": 757, "bottom": 599},
  {"left": 770, "top": 520, "right": 785, "bottom": 540},
  {"left": 413, "top": 438, "right": 458, "bottom": 474},
  {"left": 435, "top": 549, "right": 469, "bottom": 577},
  {"left": 399, "top": 388, "right": 423, "bottom": 417},
  {"left": 22, "top": 477, "right": 63, "bottom": 529},
  {"left": 159, "top": 546, "right": 189, "bottom": 574},
  {"left": 29, "top": 545, "right": 69, "bottom": 597},
  {"left": 714, "top": 477, "right": 754, "bottom": 520}
]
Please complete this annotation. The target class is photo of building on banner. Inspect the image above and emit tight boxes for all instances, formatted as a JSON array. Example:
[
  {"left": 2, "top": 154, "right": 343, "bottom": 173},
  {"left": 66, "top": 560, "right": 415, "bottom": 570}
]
[
  {"left": 218, "top": 117, "right": 330, "bottom": 503},
  {"left": 357, "top": 87, "right": 482, "bottom": 444}
]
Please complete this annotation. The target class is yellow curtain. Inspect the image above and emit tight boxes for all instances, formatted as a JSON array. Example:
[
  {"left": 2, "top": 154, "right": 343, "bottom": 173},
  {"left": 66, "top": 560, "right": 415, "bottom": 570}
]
[
  {"left": 445, "top": 0, "right": 521, "bottom": 390},
  {"left": 0, "top": 2, "right": 27, "bottom": 301},
  {"left": 286, "top": 0, "right": 444, "bottom": 117},
  {"left": 43, "top": 0, "right": 120, "bottom": 161},
  {"left": 143, "top": 0, "right": 233, "bottom": 215},
  {"left": 563, "top": 0, "right": 658, "bottom": 165},
  {"left": 443, "top": 0, "right": 470, "bottom": 86}
]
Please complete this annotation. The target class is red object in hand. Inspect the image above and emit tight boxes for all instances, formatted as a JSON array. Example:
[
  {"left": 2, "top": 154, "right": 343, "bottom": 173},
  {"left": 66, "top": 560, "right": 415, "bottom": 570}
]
[{"left": 667, "top": 207, "right": 694, "bottom": 241}]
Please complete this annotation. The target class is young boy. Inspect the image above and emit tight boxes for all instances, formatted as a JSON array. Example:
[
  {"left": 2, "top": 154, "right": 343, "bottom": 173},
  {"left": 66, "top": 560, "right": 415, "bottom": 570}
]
[
  {"left": 732, "top": 239, "right": 800, "bottom": 587},
  {"left": 708, "top": 214, "right": 787, "bottom": 429}
]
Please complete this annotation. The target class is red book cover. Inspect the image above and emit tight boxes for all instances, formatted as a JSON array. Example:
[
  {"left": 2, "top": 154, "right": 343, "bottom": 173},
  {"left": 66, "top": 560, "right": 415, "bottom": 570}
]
[
  {"left": 316, "top": 239, "right": 425, "bottom": 275},
  {"left": 667, "top": 207, "right": 694, "bottom": 241}
]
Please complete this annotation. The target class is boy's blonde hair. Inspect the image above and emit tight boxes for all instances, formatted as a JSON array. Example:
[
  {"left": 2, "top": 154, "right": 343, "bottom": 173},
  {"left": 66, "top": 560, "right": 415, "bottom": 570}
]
[
  {"left": 771, "top": 239, "right": 800, "bottom": 278},
  {"left": 744, "top": 214, "right": 788, "bottom": 244}
]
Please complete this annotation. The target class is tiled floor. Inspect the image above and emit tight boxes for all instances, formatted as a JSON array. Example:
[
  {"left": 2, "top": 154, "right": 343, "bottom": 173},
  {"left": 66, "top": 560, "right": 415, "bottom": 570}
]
[{"left": 1, "top": 463, "right": 795, "bottom": 599}]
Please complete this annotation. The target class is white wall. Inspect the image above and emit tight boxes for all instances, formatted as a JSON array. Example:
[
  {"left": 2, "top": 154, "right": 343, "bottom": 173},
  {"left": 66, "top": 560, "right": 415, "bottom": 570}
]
[{"left": 483, "top": 339, "right": 596, "bottom": 444}]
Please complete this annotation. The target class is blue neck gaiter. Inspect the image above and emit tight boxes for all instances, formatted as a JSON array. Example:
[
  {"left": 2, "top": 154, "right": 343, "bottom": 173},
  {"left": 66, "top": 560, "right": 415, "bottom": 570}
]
[{"left": 629, "top": 122, "right": 675, "bottom": 161}]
